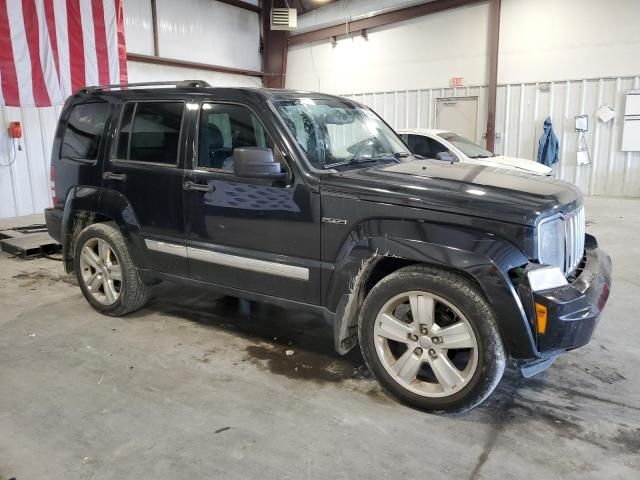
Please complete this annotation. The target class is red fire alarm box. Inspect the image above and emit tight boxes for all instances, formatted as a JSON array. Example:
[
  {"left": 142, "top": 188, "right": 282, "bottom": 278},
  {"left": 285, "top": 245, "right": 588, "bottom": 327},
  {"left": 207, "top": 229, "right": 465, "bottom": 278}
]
[{"left": 8, "top": 121, "right": 22, "bottom": 139}]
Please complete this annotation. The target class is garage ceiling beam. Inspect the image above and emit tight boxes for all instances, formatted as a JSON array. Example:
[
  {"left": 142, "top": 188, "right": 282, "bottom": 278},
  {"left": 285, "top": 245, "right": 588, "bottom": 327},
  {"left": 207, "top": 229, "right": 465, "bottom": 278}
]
[
  {"left": 215, "top": 0, "right": 261, "bottom": 13},
  {"left": 126, "top": 53, "right": 265, "bottom": 77},
  {"left": 261, "top": 0, "right": 288, "bottom": 88},
  {"left": 288, "top": 0, "right": 485, "bottom": 46},
  {"left": 485, "top": 0, "right": 501, "bottom": 152},
  {"left": 150, "top": 0, "right": 160, "bottom": 56}
]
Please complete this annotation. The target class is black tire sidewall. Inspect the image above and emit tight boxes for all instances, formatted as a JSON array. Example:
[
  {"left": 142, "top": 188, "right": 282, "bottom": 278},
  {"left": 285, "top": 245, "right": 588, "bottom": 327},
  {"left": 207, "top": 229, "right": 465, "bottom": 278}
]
[{"left": 359, "top": 268, "right": 505, "bottom": 413}]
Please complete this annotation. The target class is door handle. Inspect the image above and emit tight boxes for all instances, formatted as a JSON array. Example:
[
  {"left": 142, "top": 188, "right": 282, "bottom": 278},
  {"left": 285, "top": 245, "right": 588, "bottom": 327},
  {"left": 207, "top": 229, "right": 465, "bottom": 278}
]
[
  {"left": 103, "top": 171, "right": 126, "bottom": 182},
  {"left": 184, "top": 181, "right": 213, "bottom": 192}
]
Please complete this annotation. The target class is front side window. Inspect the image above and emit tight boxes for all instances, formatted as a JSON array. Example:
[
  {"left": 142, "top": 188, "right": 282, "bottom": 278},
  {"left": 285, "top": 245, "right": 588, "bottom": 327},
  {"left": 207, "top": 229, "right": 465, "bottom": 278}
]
[
  {"left": 438, "top": 132, "right": 494, "bottom": 158},
  {"left": 116, "top": 102, "right": 184, "bottom": 165},
  {"left": 61, "top": 102, "right": 109, "bottom": 160},
  {"left": 407, "top": 134, "right": 448, "bottom": 159},
  {"left": 197, "top": 103, "right": 273, "bottom": 171},
  {"left": 274, "top": 98, "right": 410, "bottom": 169}
]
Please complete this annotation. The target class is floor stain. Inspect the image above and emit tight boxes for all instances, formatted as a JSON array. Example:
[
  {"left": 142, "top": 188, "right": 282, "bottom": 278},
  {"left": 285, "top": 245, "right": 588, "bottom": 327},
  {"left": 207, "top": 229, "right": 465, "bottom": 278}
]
[
  {"left": 612, "top": 428, "right": 640, "bottom": 453},
  {"left": 578, "top": 365, "right": 626, "bottom": 384},
  {"left": 143, "top": 285, "right": 370, "bottom": 384},
  {"left": 477, "top": 372, "right": 640, "bottom": 457},
  {"left": 12, "top": 269, "right": 76, "bottom": 287},
  {"left": 245, "top": 343, "right": 366, "bottom": 383}
]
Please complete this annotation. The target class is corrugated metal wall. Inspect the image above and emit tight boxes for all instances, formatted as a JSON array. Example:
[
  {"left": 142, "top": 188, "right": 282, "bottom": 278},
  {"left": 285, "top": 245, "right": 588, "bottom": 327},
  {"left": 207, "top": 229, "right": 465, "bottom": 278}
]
[
  {"left": 345, "top": 75, "right": 640, "bottom": 197},
  {"left": 0, "top": 105, "right": 63, "bottom": 218}
]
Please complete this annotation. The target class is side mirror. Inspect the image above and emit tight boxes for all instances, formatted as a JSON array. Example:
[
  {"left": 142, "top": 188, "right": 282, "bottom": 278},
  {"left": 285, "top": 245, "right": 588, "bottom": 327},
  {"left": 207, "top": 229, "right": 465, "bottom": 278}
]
[
  {"left": 436, "top": 151, "right": 457, "bottom": 162},
  {"left": 232, "top": 147, "right": 287, "bottom": 179}
]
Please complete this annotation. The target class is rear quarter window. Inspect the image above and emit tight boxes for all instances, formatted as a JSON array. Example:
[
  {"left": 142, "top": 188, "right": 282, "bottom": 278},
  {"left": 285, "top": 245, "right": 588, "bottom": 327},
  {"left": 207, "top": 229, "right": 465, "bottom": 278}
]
[{"left": 60, "top": 102, "right": 110, "bottom": 160}]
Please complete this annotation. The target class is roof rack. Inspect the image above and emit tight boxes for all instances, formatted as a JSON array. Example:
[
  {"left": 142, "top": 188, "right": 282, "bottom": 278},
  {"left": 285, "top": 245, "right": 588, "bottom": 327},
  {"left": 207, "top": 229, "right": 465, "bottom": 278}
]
[{"left": 77, "top": 80, "right": 211, "bottom": 94}]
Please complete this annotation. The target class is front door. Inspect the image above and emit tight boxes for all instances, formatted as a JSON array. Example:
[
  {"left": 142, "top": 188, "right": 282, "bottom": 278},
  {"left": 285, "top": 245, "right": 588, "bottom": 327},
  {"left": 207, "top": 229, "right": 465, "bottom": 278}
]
[
  {"left": 103, "top": 99, "right": 188, "bottom": 276},
  {"left": 183, "top": 102, "right": 321, "bottom": 304}
]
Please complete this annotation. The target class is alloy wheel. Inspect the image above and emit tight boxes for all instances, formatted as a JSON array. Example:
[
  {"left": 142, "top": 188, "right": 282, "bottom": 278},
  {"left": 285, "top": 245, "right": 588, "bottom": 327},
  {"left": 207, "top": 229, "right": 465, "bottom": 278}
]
[
  {"left": 373, "top": 291, "right": 479, "bottom": 397},
  {"left": 79, "top": 238, "right": 122, "bottom": 305}
]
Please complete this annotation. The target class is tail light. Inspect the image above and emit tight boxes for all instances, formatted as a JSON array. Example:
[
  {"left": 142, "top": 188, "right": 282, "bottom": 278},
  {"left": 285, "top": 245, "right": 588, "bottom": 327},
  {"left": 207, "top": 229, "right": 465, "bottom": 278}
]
[{"left": 50, "top": 166, "right": 57, "bottom": 206}]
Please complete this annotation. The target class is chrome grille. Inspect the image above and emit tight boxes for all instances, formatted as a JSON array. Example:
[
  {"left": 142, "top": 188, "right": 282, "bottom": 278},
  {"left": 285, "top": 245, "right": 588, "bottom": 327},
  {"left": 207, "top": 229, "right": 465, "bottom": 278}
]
[{"left": 564, "top": 206, "right": 585, "bottom": 275}]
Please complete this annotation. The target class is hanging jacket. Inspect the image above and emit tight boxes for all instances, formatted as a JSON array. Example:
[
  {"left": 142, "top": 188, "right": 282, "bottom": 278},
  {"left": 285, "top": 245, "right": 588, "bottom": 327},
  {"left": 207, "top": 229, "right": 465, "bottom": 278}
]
[{"left": 537, "top": 116, "right": 559, "bottom": 167}]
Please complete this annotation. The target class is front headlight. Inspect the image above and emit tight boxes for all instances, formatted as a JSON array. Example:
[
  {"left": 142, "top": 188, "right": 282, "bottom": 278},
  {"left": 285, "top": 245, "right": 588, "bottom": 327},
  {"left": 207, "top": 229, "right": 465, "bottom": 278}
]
[{"left": 537, "top": 216, "right": 565, "bottom": 271}]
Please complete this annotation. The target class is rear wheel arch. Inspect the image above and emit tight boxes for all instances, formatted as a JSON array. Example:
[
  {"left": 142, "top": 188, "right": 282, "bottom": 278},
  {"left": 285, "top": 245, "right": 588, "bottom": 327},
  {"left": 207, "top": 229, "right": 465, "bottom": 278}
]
[
  {"left": 63, "top": 210, "right": 116, "bottom": 272},
  {"left": 62, "top": 187, "right": 147, "bottom": 273}
]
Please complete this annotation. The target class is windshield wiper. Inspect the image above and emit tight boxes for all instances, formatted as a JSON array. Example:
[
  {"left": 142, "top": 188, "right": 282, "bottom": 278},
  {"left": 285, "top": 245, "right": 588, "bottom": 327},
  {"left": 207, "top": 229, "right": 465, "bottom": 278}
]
[
  {"left": 322, "top": 157, "right": 379, "bottom": 169},
  {"left": 322, "top": 152, "right": 408, "bottom": 170}
]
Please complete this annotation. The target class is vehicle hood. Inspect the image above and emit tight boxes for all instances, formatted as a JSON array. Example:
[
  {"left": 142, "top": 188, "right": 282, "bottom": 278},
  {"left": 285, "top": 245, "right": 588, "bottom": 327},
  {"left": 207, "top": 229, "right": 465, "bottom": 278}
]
[
  {"left": 321, "top": 159, "right": 582, "bottom": 226},
  {"left": 466, "top": 155, "right": 552, "bottom": 175}
]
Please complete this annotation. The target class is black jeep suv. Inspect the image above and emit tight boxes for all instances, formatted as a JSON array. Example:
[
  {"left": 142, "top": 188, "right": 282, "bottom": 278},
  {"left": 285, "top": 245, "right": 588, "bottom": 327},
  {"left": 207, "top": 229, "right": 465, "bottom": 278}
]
[{"left": 45, "top": 81, "right": 612, "bottom": 413}]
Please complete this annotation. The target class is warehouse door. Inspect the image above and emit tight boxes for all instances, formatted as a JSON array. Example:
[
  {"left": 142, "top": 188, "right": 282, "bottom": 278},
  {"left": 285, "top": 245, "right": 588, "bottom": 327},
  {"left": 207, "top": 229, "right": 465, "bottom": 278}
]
[{"left": 435, "top": 96, "right": 478, "bottom": 142}]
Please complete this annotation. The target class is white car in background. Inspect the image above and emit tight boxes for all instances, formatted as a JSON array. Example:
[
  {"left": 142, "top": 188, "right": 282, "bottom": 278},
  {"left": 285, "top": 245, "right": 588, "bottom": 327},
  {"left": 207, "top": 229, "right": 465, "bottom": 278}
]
[{"left": 398, "top": 128, "right": 552, "bottom": 176}]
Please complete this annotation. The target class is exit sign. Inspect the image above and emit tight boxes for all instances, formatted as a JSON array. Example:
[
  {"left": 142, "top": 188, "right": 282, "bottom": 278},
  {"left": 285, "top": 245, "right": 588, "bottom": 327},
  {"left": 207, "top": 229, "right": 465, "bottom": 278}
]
[{"left": 450, "top": 77, "right": 464, "bottom": 87}]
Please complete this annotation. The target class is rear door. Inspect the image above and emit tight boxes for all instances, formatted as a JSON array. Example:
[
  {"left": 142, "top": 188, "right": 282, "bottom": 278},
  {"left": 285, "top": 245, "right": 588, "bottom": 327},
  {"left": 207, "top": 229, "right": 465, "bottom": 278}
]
[
  {"left": 103, "top": 99, "right": 189, "bottom": 276},
  {"left": 183, "top": 101, "right": 321, "bottom": 304}
]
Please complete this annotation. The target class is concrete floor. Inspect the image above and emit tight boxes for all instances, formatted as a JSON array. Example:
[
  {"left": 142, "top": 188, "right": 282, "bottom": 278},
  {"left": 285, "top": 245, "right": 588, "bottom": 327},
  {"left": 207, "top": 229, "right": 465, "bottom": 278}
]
[{"left": 1, "top": 197, "right": 639, "bottom": 480}]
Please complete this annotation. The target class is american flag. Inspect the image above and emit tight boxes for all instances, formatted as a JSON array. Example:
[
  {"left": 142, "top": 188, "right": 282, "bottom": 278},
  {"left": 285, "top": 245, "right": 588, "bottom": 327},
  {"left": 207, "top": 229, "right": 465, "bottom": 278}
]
[{"left": 0, "top": 0, "right": 127, "bottom": 107}]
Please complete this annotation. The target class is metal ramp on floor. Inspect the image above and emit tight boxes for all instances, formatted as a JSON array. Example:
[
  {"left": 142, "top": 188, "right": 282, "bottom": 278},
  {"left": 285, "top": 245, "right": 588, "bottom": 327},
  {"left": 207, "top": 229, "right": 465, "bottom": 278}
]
[{"left": 0, "top": 224, "right": 61, "bottom": 259}]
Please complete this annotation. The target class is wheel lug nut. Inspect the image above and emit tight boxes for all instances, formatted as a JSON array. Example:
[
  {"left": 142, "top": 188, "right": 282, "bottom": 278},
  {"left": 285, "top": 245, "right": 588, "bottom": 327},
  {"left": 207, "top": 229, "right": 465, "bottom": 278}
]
[
  {"left": 414, "top": 347, "right": 423, "bottom": 355},
  {"left": 409, "top": 334, "right": 419, "bottom": 341},
  {"left": 428, "top": 348, "right": 437, "bottom": 358},
  {"left": 420, "top": 325, "right": 428, "bottom": 335},
  {"left": 432, "top": 336, "right": 442, "bottom": 344}
]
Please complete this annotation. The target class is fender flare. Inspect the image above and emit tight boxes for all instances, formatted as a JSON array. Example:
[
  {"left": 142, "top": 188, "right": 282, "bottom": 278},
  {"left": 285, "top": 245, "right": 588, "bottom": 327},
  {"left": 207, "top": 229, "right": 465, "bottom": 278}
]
[
  {"left": 327, "top": 219, "right": 538, "bottom": 360},
  {"left": 61, "top": 186, "right": 148, "bottom": 271}
]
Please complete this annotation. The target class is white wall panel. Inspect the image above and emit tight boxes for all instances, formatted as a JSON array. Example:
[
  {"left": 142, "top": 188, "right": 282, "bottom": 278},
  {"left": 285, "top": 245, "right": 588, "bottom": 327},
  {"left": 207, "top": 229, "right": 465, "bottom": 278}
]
[
  {"left": 0, "top": 105, "right": 62, "bottom": 218},
  {"left": 155, "top": 0, "right": 261, "bottom": 71},
  {"left": 499, "top": 0, "right": 640, "bottom": 84},
  {"left": 343, "top": 75, "right": 640, "bottom": 197},
  {"left": 123, "top": 0, "right": 155, "bottom": 55},
  {"left": 287, "top": 2, "right": 490, "bottom": 94},
  {"left": 126, "top": 61, "right": 261, "bottom": 88},
  {"left": 288, "top": 0, "right": 640, "bottom": 93}
]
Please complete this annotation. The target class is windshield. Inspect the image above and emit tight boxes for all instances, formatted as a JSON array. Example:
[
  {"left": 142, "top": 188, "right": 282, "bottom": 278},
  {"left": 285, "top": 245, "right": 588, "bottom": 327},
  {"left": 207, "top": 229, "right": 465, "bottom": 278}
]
[
  {"left": 438, "top": 132, "right": 494, "bottom": 158},
  {"left": 275, "top": 98, "right": 411, "bottom": 169}
]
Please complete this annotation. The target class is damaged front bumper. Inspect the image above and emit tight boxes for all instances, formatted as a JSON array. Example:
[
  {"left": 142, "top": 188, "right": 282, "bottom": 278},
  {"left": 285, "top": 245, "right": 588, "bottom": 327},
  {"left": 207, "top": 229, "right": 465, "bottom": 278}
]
[{"left": 516, "top": 234, "right": 612, "bottom": 376}]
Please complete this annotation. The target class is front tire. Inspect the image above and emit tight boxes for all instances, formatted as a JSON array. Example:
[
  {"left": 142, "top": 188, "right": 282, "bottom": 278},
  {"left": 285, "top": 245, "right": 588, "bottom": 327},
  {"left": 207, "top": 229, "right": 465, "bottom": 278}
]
[
  {"left": 359, "top": 265, "right": 506, "bottom": 413},
  {"left": 74, "top": 222, "right": 150, "bottom": 316}
]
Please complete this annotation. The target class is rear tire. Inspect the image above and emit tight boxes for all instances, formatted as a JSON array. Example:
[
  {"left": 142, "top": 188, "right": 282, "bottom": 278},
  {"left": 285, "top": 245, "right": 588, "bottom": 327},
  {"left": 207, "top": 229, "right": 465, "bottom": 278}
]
[
  {"left": 359, "top": 265, "right": 506, "bottom": 413},
  {"left": 74, "top": 222, "right": 150, "bottom": 316}
]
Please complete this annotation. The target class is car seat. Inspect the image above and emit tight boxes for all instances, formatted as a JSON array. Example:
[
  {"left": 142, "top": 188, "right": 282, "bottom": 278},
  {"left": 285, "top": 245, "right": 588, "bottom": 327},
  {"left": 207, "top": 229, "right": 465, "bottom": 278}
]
[{"left": 199, "top": 123, "right": 228, "bottom": 169}]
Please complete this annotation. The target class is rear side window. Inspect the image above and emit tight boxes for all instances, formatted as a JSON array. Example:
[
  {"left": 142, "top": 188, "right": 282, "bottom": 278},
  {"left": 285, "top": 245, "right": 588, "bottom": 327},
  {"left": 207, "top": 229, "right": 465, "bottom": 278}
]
[
  {"left": 60, "top": 102, "right": 109, "bottom": 160},
  {"left": 115, "top": 102, "right": 184, "bottom": 165}
]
